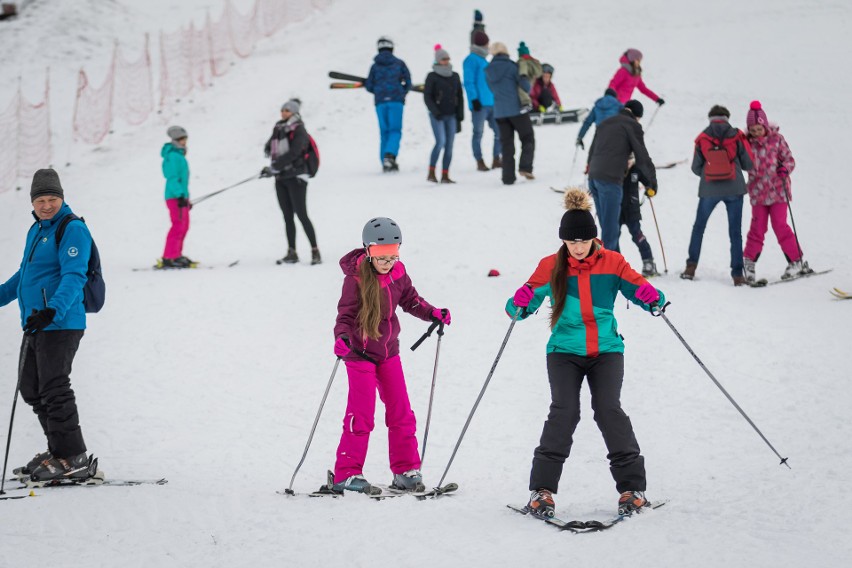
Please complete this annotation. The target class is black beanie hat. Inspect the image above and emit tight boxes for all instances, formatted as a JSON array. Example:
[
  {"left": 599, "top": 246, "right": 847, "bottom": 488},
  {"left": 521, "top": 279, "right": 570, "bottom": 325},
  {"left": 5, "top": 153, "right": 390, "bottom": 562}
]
[
  {"left": 605, "top": 87, "right": 617, "bottom": 97},
  {"left": 559, "top": 210, "right": 598, "bottom": 241},
  {"left": 30, "top": 168, "right": 64, "bottom": 201},
  {"left": 624, "top": 99, "right": 644, "bottom": 118}
]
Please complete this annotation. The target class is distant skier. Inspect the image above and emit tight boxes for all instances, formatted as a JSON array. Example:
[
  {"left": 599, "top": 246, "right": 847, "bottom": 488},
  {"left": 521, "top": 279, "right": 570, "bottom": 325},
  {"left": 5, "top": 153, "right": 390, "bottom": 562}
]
[
  {"left": 424, "top": 45, "right": 464, "bottom": 183},
  {"left": 576, "top": 88, "right": 623, "bottom": 150},
  {"left": 463, "top": 29, "right": 502, "bottom": 171},
  {"left": 508, "top": 188, "right": 665, "bottom": 519},
  {"left": 530, "top": 63, "right": 563, "bottom": 112},
  {"left": 0, "top": 169, "right": 95, "bottom": 482},
  {"left": 742, "top": 100, "right": 811, "bottom": 283},
  {"left": 364, "top": 36, "right": 412, "bottom": 173},
  {"left": 621, "top": 153, "right": 660, "bottom": 277},
  {"left": 160, "top": 126, "right": 195, "bottom": 269},
  {"left": 261, "top": 98, "right": 321, "bottom": 266},
  {"left": 608, "top": 49, "right": 665, "bottom": 107},
  {"left": 330, "top": 218, "right": 451, "bottom": 495}
]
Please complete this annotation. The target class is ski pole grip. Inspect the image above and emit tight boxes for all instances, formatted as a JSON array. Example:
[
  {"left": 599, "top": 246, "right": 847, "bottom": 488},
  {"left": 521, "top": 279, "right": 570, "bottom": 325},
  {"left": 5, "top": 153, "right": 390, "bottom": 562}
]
[
  {"left": 650, "top": 300, "right": 671, "bottom": 317},
  {"left": 411, "top": 319, "right": 440, "bottom": 351}
]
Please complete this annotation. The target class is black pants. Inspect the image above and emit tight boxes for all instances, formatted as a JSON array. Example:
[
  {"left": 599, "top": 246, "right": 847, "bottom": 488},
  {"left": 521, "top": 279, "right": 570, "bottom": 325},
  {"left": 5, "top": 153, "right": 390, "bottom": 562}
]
[
  {"left": 529, "top": 352, "right": 645, "bottom": 494},
  {"left": 537, "top": 89, "right": 554, "bottom": 109},
  {"left": 275, "top": 176, "right": 318, "bottom": 250},
  {"left": 18, "top": 330, "right": 87, "bottom": 458},
  {"left": 497, "top": 114, "right": 535, "bottom": 184}
]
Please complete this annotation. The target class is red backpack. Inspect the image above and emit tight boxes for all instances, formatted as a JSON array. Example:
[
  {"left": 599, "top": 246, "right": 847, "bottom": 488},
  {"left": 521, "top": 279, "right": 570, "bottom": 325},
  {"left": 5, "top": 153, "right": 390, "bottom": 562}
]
[
  {"left": 696, "top": 131, "right": 742, "bottom": 182},
  {"left": 289, "top": 130, "right": 320, "bottom": 178}
]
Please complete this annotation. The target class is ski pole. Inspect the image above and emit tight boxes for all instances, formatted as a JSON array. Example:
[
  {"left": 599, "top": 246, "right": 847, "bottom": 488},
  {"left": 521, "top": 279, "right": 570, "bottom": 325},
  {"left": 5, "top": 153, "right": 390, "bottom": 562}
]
[
  {"left": 283, "top": 357, "right": 342, "bottom": 495},
  {"left": 436, "top": 308, "right": 522, "bottom": 488},
  {"left": 647, "top": 196, "right": 668, "bottom": 273},
  {"left": 1, "top": 336, "right": 30, "bottom": 496},
  {"left": 190, "top": 174, "right": 260, "bottom": 206},
  {"left": 651, "top": 303, "right": 790, "bottom": 469},
  {"left": 566, "top": 145, "right": 580, "bottom": 184},
  {"left": 416, "top": 317, "right": 446, "bottom": 467},
  {"left": 645, "top": 104, "right": 662, "bottom": 133},
  {"left": 782, "top": 184, "right": 804, "bottom": 260}
]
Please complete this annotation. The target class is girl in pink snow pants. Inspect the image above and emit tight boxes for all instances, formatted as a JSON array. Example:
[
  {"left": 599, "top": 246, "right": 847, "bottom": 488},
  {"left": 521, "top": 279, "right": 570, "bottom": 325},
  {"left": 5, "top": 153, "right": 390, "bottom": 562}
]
[{"left": 330, "top": 217, "right": 451, "bottom": 494}]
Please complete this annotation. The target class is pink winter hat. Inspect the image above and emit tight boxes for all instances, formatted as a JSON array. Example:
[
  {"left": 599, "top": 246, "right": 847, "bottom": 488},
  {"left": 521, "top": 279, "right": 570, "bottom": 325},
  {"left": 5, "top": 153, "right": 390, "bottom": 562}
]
[
  {"left": 746, "top": 100, "right": 769, "bottom": 128},
  {"left": 624, "top": 48, "right": 643, "bottom": 62}
]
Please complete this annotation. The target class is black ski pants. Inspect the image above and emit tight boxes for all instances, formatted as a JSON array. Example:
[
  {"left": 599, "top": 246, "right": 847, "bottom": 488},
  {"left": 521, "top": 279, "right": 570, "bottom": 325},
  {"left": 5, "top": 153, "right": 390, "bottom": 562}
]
[
  {"left": 496, "top": 114, "right": 535, "bottom": 184},
  {"left": 275, "top": 176, "right": 318, "bottom": 250},
  {"left": 18, "top": 330, "right": 87, "bottom": 458},
  {"left": 529, "top": 352, "right": 645, "bottom": 494}
]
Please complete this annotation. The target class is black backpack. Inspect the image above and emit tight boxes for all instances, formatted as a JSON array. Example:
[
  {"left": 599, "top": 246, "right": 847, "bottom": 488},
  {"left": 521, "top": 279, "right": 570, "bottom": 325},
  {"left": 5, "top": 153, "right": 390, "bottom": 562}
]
[{"left": 54, "top": 214, "right": 106, "bottom": 313}]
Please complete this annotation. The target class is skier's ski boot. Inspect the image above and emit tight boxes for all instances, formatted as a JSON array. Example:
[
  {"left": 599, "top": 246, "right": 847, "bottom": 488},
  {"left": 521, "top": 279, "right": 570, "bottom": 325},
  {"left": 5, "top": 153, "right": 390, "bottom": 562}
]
[
  {"left": 390, "top": 469, "right": 425, "bottom": 492},
  {"left": 13, "top": 450, "right": 51, "bottom": 479},
  {"left": 781, "top": 259, "right": 806, "bottom": 280},
  {"left": 310, "top": 248, "right": 322, "bottom": 266},
  {"left": 177, "top": 256, "right": 198, "bottom": 268},
  {"left": 159, "top": 257, "right": 192, "bottom": 269},
  {"left": 642, "top": 258, "right": 659, "bottom": 277},
  {"left": 799, "top": 260, "right": 814, "bottom": 276},
  {"left": 331, "top": 474, "right": 382, "bottom": 496},
  {"left": 743, "top": 257, "right": 757, "bottom": 284},
  {"left": 526, "top": 489, "right": 556, "bottom": 518},
  {"left": 276, "top": 249, "right": 299, "bottom": 265},
  {"left": 30, "top": 452, "right": 93, "bottom": 482},
  {"left": 617, "top": 490, "right": 647, "bottom": 516}
]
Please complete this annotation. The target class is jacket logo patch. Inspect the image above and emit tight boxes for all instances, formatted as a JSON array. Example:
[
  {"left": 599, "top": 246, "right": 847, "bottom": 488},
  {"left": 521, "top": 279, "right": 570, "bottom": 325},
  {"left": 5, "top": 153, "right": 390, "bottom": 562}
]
[{"left": 68, "top": 247, "right": 79, "bottom": 257}]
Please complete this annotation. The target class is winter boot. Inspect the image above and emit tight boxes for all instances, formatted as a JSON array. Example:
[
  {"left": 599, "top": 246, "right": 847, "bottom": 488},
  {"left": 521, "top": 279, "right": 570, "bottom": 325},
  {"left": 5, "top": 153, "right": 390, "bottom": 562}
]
[
  {"left": 331, "top": 474, "right": 382, "bottom": 495},
  {"left": 781, "top": 259, "right": 803, "bottom": 280},
  {"left": 519, "top": 170, "right": 535, "bottom": 180},
  {"left": 743, "top": 257, "right": 756, "bottom": 285},
  {"left": 391, "top": 469, "right": 426, "bottom": 492},
  {"left": 427, "top": 167, "right": 438, "bottom": 183},
  {"left": 680, "top": 262, "right": 697, "bottom": 280},
  {"left": 310, "top": 248, "right": 322, "bottom": 266},
  {"left": 527, "top": 489, "right": 556, "bottom": 518},
  {"left": 14, "top": 450, "right": 51, "bottom": 478},
  {"left": 641, "top": 258, "right": 659, "bottom": 277},
  {"left": 276, "top": 249, "right": 299, "bottom": 265},
  {"left": 492, "top": 156, "right": 502, "bottom": 169},
  {"left": 440, "top": 170, "right": 456, "bottom": 184},
  {"left": 617, "top": 490, "right": 647, "bottom": 516},
  {"left": 476, "top": 159, "right": 490, "bottom": 171},
  {"left": 30, "top": 452, "right": 91, "bottom": 481},
  {"left": 732, "top": 275, "right": 747, "bottom": 286}
]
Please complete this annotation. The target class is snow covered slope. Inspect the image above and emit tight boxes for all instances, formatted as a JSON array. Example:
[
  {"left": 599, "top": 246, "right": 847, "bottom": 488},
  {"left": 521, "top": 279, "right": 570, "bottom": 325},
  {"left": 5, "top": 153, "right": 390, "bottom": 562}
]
[{"left": 1, "top": 0, "right": 850, "bottom": 566}]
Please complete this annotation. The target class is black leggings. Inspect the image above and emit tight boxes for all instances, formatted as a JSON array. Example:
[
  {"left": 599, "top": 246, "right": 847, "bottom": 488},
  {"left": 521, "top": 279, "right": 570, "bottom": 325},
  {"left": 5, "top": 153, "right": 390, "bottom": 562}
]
[{"left": 275, "top": 176, "right": 317, "bottom": 249}]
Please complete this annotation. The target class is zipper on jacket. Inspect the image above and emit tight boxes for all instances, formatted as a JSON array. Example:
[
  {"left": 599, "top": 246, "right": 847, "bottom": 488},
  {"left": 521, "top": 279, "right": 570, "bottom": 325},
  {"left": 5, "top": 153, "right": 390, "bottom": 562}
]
[{"left": 27, "top": 224, "right": 43, "bottom": 263}]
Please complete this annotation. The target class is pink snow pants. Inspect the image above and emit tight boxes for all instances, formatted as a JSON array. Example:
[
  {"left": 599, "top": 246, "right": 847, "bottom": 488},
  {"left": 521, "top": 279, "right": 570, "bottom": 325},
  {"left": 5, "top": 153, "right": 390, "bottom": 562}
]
[
  {"left": 333, "top": 356, "right": 421, "bottom": 483},
  {"left": 743, "top": 202, "right": 801, "bottom": 262},
  {"left": 163, "top": 198, "right": 190, "bottom": 259}
]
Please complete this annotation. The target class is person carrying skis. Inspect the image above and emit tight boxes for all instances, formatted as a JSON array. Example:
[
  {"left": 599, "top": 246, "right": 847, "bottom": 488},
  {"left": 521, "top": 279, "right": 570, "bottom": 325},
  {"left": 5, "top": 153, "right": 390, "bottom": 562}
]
[
  {"left": 261, "top": 98, "right": 321, "bottom": 266},
  {"left": 608, "top": 48, "right": 665, "bottom": 107},
  {"left": 330, "top": 218, "right": 451, "bottom": 494},
  {"left": 0, "top": 169, "right": 95, "bottom": 482},
  {"left": 621, "top": 153, "right": 660, "bottom": 276},
  {"left": 576, "top": 88, "right": 623, "bottom": 150},
  {"left": 424, "top": 45, "right": 464, "bottom": 184},
  {"left": 742, "top": 100, "right": 811, "bottom": 283},
  {"left": 160, "top": 125, "right": 195, "bottom": 269},
  {"left": 508, "top": 188, "right": 665, "bottom": 519},
  {"left": 364, "top": 36, "right": 412, "bottom": 173},
  {"left": 463, "top": 29, "right": 502, "bottom": 172},
  {"left": 530, "top": 63, "right": 563, "bottom": 113},
  {"left": 682, "top": 105, "right": 754, "bottom": 285}
]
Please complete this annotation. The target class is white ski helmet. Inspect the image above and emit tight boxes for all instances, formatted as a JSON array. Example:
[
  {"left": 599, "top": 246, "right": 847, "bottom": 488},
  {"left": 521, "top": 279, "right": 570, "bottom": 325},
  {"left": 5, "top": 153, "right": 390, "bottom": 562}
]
[
  {"left": 362, "top": 217, "right": 402, "bottom": 250},
  {"left": 377, "top": 36, "right": 394, "bottom": 51},
  {"left": 167, "top": 125, "right": 188, "bottom": 140}
]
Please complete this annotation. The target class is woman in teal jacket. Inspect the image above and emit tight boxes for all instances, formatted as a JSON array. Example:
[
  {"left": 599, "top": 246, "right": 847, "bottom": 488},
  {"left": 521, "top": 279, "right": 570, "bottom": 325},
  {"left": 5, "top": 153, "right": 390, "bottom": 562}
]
[{"left": 160, "top": 125, "right": 193, "bottom": 268}]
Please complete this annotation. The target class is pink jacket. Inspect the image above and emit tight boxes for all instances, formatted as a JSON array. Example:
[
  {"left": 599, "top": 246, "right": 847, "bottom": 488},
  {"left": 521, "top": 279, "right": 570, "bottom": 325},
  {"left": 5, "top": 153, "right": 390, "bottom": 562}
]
[
  {"left": 608, "top": 55, "right": 660, "bottom": 104},
  {"left": 746, "top": 125, "right": 796, "bottom": 206}
]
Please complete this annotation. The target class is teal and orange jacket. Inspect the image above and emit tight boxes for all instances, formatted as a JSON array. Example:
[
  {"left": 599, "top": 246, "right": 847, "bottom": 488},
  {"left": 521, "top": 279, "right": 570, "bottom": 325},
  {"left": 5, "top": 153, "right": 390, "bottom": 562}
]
[{"left": 506, "top": 243, "right": 665, "bottom": 357}]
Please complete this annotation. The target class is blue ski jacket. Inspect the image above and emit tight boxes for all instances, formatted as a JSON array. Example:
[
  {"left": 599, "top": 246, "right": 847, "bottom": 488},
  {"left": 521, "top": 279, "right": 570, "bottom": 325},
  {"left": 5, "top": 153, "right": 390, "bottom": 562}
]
[
  {"left": 462, "top": 51, "right": 494, "bottom": 109},
  {"left": 365, "top": 51, "right": 412, "bottom": 105},
  {"left": 578, "top": 94, "right": 624, "bottom": 141}
]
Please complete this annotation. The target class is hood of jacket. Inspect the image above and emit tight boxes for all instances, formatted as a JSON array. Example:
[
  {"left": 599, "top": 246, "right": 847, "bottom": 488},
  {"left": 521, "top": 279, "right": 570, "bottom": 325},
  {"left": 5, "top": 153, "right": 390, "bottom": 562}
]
[
  {"left": 161, "top": 142, "right": 185, "bottom": 158},
  {"left": 374, "top": 50, "right": 400, "bottom": 66},
  {"left": 704, "top": 119, "right": 738, "bottom": 140}
]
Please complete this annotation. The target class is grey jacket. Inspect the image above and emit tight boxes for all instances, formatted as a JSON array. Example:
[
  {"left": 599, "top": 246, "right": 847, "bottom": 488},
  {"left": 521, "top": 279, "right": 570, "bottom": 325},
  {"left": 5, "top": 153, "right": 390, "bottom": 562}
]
[
  {"left": 588, "top": 110, "right": 657, "bottom": 187},
  {"left": 691, "top": 119, "right": 753, "bottom": 198}
]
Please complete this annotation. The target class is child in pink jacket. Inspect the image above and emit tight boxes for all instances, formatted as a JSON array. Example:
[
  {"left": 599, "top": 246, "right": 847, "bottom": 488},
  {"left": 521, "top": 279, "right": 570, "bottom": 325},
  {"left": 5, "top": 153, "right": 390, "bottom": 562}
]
[
  {"left": 330, "top": 217, "right": 451, "bottom": 495},
  {"left": 608, "top": 48, "right": 664, "bottom": 107},
  {"left": 742, "top": 100, "right": 812, "bottom": 283}
]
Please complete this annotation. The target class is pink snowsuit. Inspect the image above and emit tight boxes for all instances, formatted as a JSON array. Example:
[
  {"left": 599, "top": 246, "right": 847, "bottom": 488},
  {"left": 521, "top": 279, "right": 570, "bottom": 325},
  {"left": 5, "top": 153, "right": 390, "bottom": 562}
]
[
  {"left": 163, "top": 199, "right": 190, "bottom": 259},
  {"left": 743, "top": 125, "right": 800, "bottom": 262},
  {"left": 332, "top": 249, "right": 437, "bottom": 483},
  {"left": 608, "top": 55, "right": 660, "bottom": 104}
]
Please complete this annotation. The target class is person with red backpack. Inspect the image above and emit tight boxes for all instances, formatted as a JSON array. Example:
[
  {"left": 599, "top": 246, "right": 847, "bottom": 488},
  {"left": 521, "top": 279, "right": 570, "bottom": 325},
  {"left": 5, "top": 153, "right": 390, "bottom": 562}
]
[
  {"left": 262, "top": 98, "right": 321, "bottom": 266},
  {"left": 682, "top": 105, "right": 754, "bottom": 285}
]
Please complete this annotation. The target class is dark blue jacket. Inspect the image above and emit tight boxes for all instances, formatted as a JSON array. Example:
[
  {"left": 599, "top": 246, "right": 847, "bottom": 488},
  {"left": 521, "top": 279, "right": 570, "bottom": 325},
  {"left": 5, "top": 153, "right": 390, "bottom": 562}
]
[
  {"left": 578, "top": 94, "right": 623, "bottom": 141},
  {"left": 365, "top": 51, "right": 412, "bottom": 105},
  {"left": 484, "top": 54, "right": 530, "bottom": 119},
  {"left": 0, "top": 202, "right": 91, "bottom": 330}
]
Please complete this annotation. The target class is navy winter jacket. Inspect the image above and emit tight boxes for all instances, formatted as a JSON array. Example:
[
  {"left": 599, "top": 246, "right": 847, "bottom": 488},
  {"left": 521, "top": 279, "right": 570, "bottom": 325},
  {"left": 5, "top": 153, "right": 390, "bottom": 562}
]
[
  {"left": 365, "top": 51, "right": 412, "bottom": 105},
  {"left": 484, "top": 54, "right": 530, "bottom": 119}
]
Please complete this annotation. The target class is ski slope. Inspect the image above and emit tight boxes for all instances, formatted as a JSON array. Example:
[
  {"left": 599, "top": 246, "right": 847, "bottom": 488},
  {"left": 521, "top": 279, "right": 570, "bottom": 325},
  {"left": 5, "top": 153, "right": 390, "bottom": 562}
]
[{"left": 1, "top": 0, "right": 850, "bottom": 566}]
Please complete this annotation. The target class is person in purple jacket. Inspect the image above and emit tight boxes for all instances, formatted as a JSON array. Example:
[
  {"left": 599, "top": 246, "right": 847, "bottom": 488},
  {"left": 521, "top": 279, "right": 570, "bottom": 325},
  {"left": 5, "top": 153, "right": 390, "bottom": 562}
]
[{"left": 330, "top": 218, "right": 451, "bottom": 495}]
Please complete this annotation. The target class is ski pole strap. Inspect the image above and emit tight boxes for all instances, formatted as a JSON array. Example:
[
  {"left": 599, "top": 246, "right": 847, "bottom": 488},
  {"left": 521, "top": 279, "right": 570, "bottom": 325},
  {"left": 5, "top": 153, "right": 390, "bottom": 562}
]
[
  {"left": 410, "top": 317, "right": 445, "bottom": 351},
  {"left": 650, "top": 301, "right": 670, "bottom": 317},
  {"left": 352, "top": 348, "right": 378, "bottom": 365}
]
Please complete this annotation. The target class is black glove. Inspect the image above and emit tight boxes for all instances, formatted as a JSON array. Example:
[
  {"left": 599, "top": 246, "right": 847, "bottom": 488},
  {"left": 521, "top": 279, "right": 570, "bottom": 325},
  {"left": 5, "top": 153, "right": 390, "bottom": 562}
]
[
  {"left": 24, "top": 308, "right": 56, "bottom": 334},
  {"left": 656, "top": 98, "right": 665, "bottom": 106},
  {"left": 177, "top": 197, "right": 189, "bottom": 208},
  {"left": 472, "top": 99, "right": 482, "bottom": 112},
  {"left": 576, "top": 139, "right": 585, "bottom": 150},
  {"left": 456, "top": 121, "right": 462, "bottom": 134},
  {"left": 260, "top": 166, "right": 274, "bottom": 178}
]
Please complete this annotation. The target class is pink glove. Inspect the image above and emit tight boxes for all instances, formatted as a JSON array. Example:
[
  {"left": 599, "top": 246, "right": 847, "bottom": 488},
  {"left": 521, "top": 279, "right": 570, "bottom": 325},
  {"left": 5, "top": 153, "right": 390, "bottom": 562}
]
[
  {"left": 431, "top": 308, "right": 451, "bottom": 325},
  {"left": 777, "top": 166, "right": 789, "bottom": 178},
  {"left": 635, "top": 282, "right": 660, "bottom": 304},
  {"left": 333, "top": 336, "right": 351, "bottom": 357},
  {"left": 513, "top": 284, "right": 534, "bottom": 307}
]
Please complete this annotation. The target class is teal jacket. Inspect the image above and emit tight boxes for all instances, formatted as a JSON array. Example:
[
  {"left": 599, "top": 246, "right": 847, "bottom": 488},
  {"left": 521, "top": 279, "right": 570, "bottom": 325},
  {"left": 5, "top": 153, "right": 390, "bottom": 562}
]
[{"left": 161, "top": 142, "right": 189, "bottom": 199}]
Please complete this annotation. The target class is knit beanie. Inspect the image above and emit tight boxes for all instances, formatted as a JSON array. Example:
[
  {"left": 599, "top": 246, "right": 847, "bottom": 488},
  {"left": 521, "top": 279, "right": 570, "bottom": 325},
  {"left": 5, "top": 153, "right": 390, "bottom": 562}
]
[
  {"left": 605, "top": 88, "right": 617, "bottom": 97},
  {"left": 434, "top": 44, "right": 450, "bottom": 63},
  {"left": 518, "top": 41, "right": 530, "bottom": 57},
  {"left": 167, "top": 125, "right": 188, "bottom": 140},
  {"left": 624, "top": 99, "right": 644, "bottom": 118},
  {"left": 281, "top": 98, "right": 301, "bottom": 114},
  {"left": 746, "top": 100, "right": 768, "bottom": 127},
  {"left": 624, "top": 48, "right": 643, "bottom": 62},
  {"left": 490, "top": 42, "right": 509, "bottom": 56},
  {"left": 559, "top": 189, "right": 597, "bottom": 241},
  {"left": 472, "top": 30, "right": 489, "bottom": 46},
  {"left": 474, "top": 9, "right": 483, "bottom": 23},
  {"left": 30, "top": 168, "right": 64, "bottom": 201}
]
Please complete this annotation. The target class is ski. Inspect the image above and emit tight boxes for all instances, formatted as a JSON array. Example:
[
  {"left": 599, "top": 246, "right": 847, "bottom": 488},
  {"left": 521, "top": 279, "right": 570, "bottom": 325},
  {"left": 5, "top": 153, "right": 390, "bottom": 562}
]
[
  {"left": 330, "top": 81, "right": 363, "bottom": 89},
  {"left": 830, "top": 287, "right": 851, "bottom": 299},
  {"left": 0, "top": 491, "right": 37, "bottom": 501},
  {"left": 329, "top": 71, "right": 366, "bottom": 83},
  {"left": 132, "top": 260, "right": 239, "bottom": 272},
  {"left": 506, "top": 504, "right": 588, "bottom": 532},
  {"left": 574, "top": 500, "right": 667, "bottom": 532},
  {"left": 658, "top": 159, "right": 688, "bottom": 169},
  {"left": 284, "top": 471, "right": 457, "bottom": 500},
  {"left": 766, "top": 268, "right": 832, "bottom": 286},
  {"left": 508, "top": 500, "right": 667, "bottom": 533}
]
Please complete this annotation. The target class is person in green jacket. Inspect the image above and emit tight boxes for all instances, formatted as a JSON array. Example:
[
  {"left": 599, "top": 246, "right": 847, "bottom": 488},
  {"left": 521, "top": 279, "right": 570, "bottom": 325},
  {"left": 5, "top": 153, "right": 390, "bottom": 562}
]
[{"left": 160, "top": 126, "right": 194, "bottom": 269}]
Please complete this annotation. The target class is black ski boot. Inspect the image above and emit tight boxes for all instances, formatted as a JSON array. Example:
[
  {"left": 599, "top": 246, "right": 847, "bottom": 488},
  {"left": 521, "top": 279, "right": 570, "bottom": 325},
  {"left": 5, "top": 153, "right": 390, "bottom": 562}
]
[
  {"left": 390, "top": 469, "right": 425, "bottom": 492},
  {"left": 527, "top": 489, "right": 556, "bottom": 518},
  {"left": 30, "top": 452, "right": 92, "bottom": 481},
  {"left": 13, "top": 450, "right": 51, "bottom": 478}
]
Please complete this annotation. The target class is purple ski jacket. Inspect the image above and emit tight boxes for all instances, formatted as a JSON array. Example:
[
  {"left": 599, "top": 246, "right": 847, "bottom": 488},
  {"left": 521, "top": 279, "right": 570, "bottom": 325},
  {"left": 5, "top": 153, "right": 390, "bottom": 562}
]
[{"left": 334, "top": 249, "right": 436, "bottom": 362}]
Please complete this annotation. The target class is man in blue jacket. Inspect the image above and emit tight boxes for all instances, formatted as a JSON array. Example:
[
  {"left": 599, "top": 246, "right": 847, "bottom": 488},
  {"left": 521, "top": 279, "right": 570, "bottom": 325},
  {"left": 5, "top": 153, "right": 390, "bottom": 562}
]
[
  {"left": 365, "top": 36, "right": 412, "bottom": 173},
  {"left": 463, "top": 30, "right": 501, "bottom": 171},
  {"left": 0, "top": 169, "right": 93, "bottom": 481},
  {"left": 485, "top": 42, "right": 535, "bottom": 185},
  {"left": 576, "top": 88, "right": 624, "bottom": 150}
]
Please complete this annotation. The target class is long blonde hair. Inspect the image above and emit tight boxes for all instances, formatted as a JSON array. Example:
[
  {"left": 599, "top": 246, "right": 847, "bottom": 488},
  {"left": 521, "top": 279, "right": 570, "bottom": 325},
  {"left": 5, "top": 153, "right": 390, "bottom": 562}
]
[{"left": 357, "top": 258, "right": 384, "bottom": 340}]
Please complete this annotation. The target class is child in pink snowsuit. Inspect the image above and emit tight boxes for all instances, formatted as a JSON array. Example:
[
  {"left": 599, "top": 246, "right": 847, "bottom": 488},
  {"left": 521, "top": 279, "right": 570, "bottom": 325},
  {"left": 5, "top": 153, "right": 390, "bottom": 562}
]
[
  {"left": 608, "top": 48, "right": 664, "bottom": 106},
  {"left": 330, "top": 217, "right": 451, "bottom": 494},
  {"left": 742, "top": 101, "right": 807, "bottom": 283}
]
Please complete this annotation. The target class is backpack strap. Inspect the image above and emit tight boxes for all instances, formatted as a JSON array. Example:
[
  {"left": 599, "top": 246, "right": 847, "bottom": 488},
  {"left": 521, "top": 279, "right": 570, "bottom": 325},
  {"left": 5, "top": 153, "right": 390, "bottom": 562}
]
[{"left": 55, "top": 214, "right": 83, "bottom": 247}]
